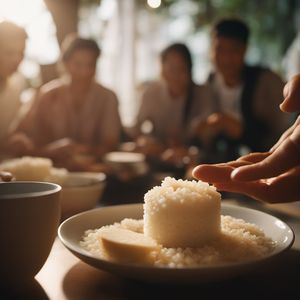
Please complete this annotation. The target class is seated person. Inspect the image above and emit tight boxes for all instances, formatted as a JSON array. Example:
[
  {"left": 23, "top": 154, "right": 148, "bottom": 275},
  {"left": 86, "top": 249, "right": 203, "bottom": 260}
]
[
  {"left": 132, "top": 43, "right": 213, "bottom": 170},
  {"left": 10, "top": 34, "right": 122, "bottom": 171},
  {"left": 0, "top": 21, "right": 28, "bottom": 155},
  {"left": 195, "top": 18, "right": 291, "bottom": 162},
  {"left": 193, "top": 73, "right": 300, "bottom": 203}
]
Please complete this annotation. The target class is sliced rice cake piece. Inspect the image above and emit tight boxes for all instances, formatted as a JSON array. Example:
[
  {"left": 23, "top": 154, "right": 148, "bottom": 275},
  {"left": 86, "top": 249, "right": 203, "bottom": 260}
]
[{"left": 98, "top": 227, "right": 158, "bottom": 264}]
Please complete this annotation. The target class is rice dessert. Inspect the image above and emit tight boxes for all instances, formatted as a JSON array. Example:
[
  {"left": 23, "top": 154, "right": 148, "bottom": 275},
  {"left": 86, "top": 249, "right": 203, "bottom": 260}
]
[
  {"left": 0, "top": 156, "right": 68, "bottom": 184},
  {"left": 144, "top": 177, "right": 221, "bottom": 247},
  {"left": 0, "top": 156, "right": 53, "bottom": 181},
  {"left": 81, "top": 177, "right": 275, "bottom": 267}
]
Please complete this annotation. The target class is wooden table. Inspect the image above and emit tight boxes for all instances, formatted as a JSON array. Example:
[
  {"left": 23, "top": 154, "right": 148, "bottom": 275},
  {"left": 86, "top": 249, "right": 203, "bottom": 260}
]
[{"left": 3, "top": 201, "right": 300, "bottom": 299}]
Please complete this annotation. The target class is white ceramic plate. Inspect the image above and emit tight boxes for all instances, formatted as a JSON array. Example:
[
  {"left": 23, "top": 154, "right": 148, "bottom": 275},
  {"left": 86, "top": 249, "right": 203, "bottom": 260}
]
[{"left": 58, "top": 203, "right": 294, "bottom": 284}]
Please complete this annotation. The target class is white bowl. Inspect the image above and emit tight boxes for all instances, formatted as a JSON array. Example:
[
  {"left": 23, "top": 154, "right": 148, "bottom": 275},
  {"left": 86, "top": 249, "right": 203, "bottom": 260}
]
[
  {"left": 60, "top": 172, "right": 106, "bottom": 218},
  {"left": 103, "top": 152, "right": 149, "bottom": 180}
]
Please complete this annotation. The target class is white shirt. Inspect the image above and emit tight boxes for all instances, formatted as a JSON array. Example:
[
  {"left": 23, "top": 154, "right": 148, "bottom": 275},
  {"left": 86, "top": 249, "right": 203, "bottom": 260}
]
[
  {"left": 136, "top": 80, "right": 213, "bottom": 143},
  {"left": 213, "top": 73, "right": 243, "bottom": 121}
]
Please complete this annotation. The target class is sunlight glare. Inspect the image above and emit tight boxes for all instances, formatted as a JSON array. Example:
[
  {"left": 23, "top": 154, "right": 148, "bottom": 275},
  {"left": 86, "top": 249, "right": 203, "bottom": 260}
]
[
  {"left": 0, "top": 0, "right": 45, "bottom": 26},
  {"left": 0, "top": 0, "right": 60, "bottom": 78},
  {"left": 147, "top": 0, "right": 161, "bottom": 9}
]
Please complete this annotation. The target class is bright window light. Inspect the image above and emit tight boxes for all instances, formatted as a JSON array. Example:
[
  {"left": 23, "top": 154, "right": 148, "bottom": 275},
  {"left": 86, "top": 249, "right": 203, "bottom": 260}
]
[
  {"left": 147, "top": 0, "right": 161, "bottom": 9},
  {"left": 0, "top": 0, "right": 60, "bottom": 79}
]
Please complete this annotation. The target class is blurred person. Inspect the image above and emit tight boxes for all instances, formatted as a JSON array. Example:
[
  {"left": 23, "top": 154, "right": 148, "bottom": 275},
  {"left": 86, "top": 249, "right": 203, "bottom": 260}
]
[
  {"left": 133, "top": 43, "right": 213, "bottom": 170},
  {"left": 12, "top": 34, "right": 121, "bottom": 171},
  {"left": 195, "top": 18, "right": 290, "bottom": 162},
  {"left": 193, "top": 73, "right": 300, "bottom": 203},
  {"left": 0, "top": 21, "right": 28, "bottom": 155}
]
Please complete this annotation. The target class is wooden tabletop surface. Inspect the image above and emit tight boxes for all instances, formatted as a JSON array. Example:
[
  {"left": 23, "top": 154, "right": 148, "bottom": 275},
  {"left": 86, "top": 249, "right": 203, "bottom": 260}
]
[{"left": 2, "top": 200, "right": 300, "bottom": 299}]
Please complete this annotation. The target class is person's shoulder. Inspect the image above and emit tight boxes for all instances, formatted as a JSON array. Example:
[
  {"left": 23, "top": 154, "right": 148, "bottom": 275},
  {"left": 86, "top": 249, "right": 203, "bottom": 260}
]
[
  {"left": 140, "top": 80, "right": 165, "bottom": 98},
  {"left": 145, "top": 80, "right": 164, "bottom": 91},
  {"left": 262, "top": 69, "right": 284, "bottom": 84},
  {"left": 94, "top": 82, "right": 119, "bottom": 103},
  {"left": 8, "top": 72, "right": 27, "bottom": 87},
  {"left": 247, "top": 65, "right": 284, "bottom": 84},
  {"left": 39, "top": 78, "right": 65, "bottom": 95},
  {"left": 193, "top": 82, "right": 213, "bottom": 97},
  {"left": 94, "top": 82, "right": 114, "bottom": 94},
  {"left": 35, "top": 78, "right": 67, "bottom": 107}
]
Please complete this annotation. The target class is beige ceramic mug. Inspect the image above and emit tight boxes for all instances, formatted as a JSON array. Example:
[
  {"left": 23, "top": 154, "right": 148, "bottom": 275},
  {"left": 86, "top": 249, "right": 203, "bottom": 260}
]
[{"left": 0, "top": 181, "right": 61, "bottom": 285}]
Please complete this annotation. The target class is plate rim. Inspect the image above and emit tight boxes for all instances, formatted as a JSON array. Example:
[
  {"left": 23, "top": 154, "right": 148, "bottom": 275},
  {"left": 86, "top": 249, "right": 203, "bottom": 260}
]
[{"left": 58, "top": 202, "right": 295, "bottom": 272}]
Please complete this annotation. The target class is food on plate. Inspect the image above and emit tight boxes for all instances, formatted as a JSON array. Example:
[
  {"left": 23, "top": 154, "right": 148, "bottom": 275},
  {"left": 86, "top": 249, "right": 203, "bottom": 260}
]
[
  {"left": 0, "top": 156, "right": 68, "bottom": 185},
  {"left": 144, "top": 177, "right": 221, "bottom": 247},
  {"left": 81, "top": 177, "right": 275, "bottom": 267},
  {"left": 98, "top": 226, "right": 158, "bottom": 263}
]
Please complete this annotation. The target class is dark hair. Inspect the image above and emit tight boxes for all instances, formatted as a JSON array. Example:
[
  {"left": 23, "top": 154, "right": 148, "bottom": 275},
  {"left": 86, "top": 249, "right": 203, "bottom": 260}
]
[
  {"left": 61, "top": 33, "right": 101, "bottom": 62},
  {"left": 161, "top": 43, "right": 195, "bottom": 125},
  {"left": 161, "top": 43, "right": 193, "bottom": 75},
  {"left": 212, "top": 18, "right": 250, "bottom": 44}
]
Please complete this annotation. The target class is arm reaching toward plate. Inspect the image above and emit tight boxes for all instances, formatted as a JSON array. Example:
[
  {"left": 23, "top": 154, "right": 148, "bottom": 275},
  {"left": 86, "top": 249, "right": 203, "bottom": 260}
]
[{"left": 193, "top": 73, "right": 300, "bottom": 203}]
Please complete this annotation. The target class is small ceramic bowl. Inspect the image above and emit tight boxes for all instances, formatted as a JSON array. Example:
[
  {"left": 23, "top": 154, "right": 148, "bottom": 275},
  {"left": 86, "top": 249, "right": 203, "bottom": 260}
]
[
  {"left": 60, "top": 172, "right": 106, "bottom": 219},
  {"left": 103, "top": 152, "right": 149, "bottom": 181}
]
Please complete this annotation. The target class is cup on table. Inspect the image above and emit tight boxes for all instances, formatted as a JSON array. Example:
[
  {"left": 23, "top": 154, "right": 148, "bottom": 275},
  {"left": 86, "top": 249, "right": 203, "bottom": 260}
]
[{"left": 0, "top": 181, "right": 61, "bottom": 286}]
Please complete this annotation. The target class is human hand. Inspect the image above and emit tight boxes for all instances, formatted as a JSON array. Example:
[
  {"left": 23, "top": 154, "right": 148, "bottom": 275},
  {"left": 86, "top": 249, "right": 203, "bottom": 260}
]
[
  {"left": 280, "top": 73, "right": 300, "bottom": 112},
  {"left": 44, "top": 138, "right": 76, "bottom": 159},
  {"left": 161, "top": 146, "right": 189, "bottom": 168},
  {"left": 192, "top": 151, "right": 300, "bottom": 203},
  {"left": 194, "top": 113, "right": 242, "bottom": 143},
  {"left": 192, "top": 117, "right": 300, "bottom": 203},
  {"left": 192, "top": 72, "right": 300, "bottom": 203},
  {"left": 6, "top": 133, "right": 35, "bottom": 156},
  {"left": 207, "top": 113, "right": 243, "bottom": 139},
  {"left": 135, "top": 135, "right": 165, "bottom": 157}
]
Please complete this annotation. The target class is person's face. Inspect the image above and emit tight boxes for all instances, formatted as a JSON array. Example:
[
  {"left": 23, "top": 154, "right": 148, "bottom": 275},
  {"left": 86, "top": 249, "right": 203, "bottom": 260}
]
[
  {"left": 64, "top": 49, "right": 98, "bottom": 83},
  {"left": 161, "top": 52, "right": 190, "bottom": 97},
  {"left": 210, "top": 36, "right": 246, "bottom": 83},
  {"left": 0, "top": 37, "right": 26, "bottom": 79}
]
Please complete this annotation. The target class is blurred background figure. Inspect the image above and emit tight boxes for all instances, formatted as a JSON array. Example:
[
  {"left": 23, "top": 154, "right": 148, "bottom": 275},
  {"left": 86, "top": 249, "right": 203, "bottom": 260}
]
[
  {"left": 193, "top": 73, "right": 300, "bottom": 203},
  {"left": 195, "top": 18, "right": 291, "bottom": 163},
  {"left": 11, "top": 34, "right": 121, "bottom": 171},
  {"left": 0, "top": 20, "right": 28, "bottom": 156},
  {"left": 131, "top": 42, "right": 213, "bottom": 175}
]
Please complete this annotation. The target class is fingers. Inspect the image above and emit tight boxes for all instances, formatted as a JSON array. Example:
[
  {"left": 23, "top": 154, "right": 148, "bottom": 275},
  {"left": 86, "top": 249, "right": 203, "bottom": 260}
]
[
  {"left": 192, "top": 164, "right": 234, "bottom": 183},
  {"left": 213, "top": 181, "right": 273, "bottom": 203},
  {"left": 215, "top": 167, "right": 300, "bottom": 203},
  {"left": 192, "top": 153, "right": 269, "bottom": 183},
  {"left": 236, "top": 152, "right": 270, "bottom": 163},
  {"left": 280, "top": 74, "right": 300, "bottom": 112},
  {"left": 269, "top": 166, "right": 300, "bottom": 202},
  {"left": 270, "top": 118, "right": 300, "bottom": 151},
  {"left": 231, "top": 135, "right": 300, "bottom": 181}
]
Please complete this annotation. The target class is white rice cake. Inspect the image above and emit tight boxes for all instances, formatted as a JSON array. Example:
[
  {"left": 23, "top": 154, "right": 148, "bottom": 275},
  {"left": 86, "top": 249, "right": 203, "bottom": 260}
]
[{"left": 144, "top": 177, "right": 221, "bottom": 247}]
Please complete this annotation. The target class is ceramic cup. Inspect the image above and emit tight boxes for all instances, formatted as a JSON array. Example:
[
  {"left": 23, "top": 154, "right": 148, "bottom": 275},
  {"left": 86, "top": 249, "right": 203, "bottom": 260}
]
[{"left": 0, "top": 181, "right": 61, "bottom": 285}]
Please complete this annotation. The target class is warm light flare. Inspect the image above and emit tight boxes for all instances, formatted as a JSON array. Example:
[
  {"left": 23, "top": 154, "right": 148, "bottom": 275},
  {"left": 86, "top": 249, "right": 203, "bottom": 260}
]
[
  {"left": 147, "top": 0, "right": 161, "bottom": 9},
  {"left": 0, "top": 0, "right": 59, "bottom": 75}
]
